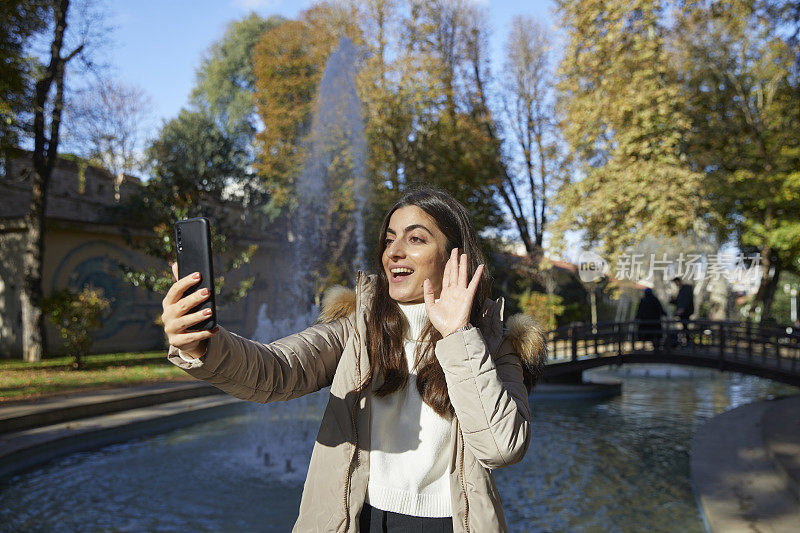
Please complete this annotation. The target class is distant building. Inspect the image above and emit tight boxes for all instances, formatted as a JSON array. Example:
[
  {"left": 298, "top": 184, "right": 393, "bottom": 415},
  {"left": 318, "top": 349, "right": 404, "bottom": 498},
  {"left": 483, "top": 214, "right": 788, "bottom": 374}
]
[{"left": 490, "top": 250, "right": 653, "bottom": 327}]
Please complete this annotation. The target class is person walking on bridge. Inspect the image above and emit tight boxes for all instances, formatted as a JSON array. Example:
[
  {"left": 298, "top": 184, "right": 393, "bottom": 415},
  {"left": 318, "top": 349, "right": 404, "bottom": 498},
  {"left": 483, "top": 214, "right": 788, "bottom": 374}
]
[
  {"left": 670, "top": 277, "right": 694, "bottom": 347},
  {"left": 635, "top": 283, "right": 666, "bottom": 349}
]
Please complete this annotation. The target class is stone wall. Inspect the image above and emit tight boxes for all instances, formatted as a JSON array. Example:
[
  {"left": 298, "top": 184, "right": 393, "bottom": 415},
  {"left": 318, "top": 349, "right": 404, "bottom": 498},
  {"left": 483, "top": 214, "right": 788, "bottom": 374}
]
[{"left": 0, "top": 153, "right": 294, "bottom": 358}]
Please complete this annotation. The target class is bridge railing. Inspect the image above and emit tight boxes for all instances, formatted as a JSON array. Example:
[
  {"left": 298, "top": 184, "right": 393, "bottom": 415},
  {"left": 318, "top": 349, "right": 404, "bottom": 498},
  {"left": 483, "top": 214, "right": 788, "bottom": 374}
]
[{"left": 544, "top": 318, "right": 800, "bottom": 373}]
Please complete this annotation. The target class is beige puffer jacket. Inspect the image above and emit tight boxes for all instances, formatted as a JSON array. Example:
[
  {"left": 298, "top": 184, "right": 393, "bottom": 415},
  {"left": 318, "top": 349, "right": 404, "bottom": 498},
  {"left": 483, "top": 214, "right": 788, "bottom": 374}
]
[{"left": 167, "top": 272, "right": 546, "bottom": 532}]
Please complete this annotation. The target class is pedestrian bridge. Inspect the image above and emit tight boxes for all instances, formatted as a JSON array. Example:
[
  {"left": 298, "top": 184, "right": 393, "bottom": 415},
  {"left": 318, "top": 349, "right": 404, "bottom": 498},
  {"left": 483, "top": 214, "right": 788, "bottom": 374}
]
[{"left": 541, "top": 319, "right": 800, "bottom": 387}]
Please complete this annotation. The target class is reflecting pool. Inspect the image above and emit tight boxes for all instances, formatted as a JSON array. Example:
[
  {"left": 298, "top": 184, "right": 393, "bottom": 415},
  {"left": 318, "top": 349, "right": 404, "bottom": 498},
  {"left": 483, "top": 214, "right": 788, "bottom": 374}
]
[{"left": 1, "top": 364, "right": 796, "bottom": 532}]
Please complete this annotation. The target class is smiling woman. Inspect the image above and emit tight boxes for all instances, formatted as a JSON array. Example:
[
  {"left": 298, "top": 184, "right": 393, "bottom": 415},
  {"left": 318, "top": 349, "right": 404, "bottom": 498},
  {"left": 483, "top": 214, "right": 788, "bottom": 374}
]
[
  {"left": 382, "top": 207, "right": 450, "bottom": 302},
  {"left": 159, "top": 187, "right": 546, "bottom": 532},
  {"left": 370, "top": 191, "right": 491, "bottom": 418}
]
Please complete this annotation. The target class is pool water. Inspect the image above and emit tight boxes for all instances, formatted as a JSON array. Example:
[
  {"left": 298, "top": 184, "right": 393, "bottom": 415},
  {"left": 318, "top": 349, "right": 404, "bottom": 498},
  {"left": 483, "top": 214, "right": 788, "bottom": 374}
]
[{"left": 1, "top": 364, "right": 796, "bottom": 532}]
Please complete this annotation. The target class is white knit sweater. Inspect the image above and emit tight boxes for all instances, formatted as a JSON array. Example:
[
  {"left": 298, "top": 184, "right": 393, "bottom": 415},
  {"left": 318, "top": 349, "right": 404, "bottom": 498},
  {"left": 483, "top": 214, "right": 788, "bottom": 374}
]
[{"left": 365, "top": 301, "right": 454, "bottom": 518}]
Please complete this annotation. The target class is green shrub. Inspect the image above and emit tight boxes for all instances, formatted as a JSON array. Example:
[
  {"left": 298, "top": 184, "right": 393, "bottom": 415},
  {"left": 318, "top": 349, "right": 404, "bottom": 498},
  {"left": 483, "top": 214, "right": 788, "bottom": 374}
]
[
  {"left": 42, "top": 287, "right": 111, "bottom": 370},
  {"left": 516, "top": 289, "right": 565, "bottom": 331}
]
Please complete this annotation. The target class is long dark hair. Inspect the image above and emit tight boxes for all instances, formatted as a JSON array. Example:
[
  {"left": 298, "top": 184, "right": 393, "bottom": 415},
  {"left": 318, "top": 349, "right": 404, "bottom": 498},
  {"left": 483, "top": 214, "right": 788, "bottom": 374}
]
[{"left": 366, "top": 188, "right": 493, "bottom": 416}]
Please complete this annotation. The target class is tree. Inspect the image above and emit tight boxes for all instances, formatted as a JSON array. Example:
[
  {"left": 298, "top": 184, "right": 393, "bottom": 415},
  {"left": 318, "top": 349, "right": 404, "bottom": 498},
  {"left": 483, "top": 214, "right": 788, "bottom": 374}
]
[
  {"left": 191, "top": 12, "right": 285, "bottom": 154},
  {"left": 516, "top": 288, "right": 565, "bottom": 331},
  {"left": 675, "top": 0, "right": 800, "bottom": 320},
  {"left": 551, "top": 0, "right": 705, "bottom": 266},
  {"left": 256, "top": 3, "right": 375, "bottom": 296},
  {"left": 355, "top": 0, "right": 412, "bottom": 234},
  {"left": 498, "top": 16, "right": 571, "bottom": 262},
  {"left": 114, "top": 109, "right": 257, "bottom": 302},
  {"left": 552, "top": 0, "right": 799, "bottom": 322},
  {"left": 62, "top": 78, "right": 152, "bottom": 179},
  {"left": 111, "top": 13, "right": 297, "bottom": 314},
  {"left": 401, "top": 1, "right": 567, "bottom": 263},
  {"left": 0, "top": 0, "right": 46, "bottom": 159},
  {"left": 761, "top": 0, "right": 800, "bottom": 70},
  {"left": 254, "top": 0, "right": 508, "bottom": 233},
  {"left": 22, "top": 0, "right": 104, "bottom": 362},
  {"left": 252, "top": 0, "right": 575, "bottom": 294},
  {"left": 393, "top": 0, "right": 505, "bottom": 232},
  {"left": 42, "top": 286, "right": 110, "bottom": 369},
  {"left": 253, "top": 5, "right": 357, "bottom": 213}
]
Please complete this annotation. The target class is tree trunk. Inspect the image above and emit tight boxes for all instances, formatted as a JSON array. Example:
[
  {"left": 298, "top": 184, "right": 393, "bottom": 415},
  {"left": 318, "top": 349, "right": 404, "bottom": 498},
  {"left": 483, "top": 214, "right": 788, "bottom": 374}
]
[
  {"left": 21, "top": 0, "right": 73, "bottom": 361},
  {"left": 467, "top": 50, "right": 540, "bottom": 259},
  {"left": 21, "top": 163, "right": 50, "bottom": 361}
]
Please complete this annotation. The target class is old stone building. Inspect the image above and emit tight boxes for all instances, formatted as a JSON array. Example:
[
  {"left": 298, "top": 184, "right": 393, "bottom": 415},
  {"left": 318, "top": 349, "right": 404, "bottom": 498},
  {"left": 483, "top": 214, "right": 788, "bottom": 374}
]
[{"left": 0, "top": 153, "right": 290, "bottom": 358}]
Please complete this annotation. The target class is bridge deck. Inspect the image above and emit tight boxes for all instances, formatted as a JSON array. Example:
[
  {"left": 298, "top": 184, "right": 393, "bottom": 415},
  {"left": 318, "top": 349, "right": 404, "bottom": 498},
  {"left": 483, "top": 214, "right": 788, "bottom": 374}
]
[{"left": 541, "top": 320, "right": 800, "bottom": 386}]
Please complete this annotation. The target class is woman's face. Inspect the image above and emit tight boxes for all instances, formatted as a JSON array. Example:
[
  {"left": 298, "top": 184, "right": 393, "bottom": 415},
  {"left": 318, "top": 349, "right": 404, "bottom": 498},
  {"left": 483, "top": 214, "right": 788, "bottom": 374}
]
[{"left": 381, "top": 205, "right": 450, "bottom": 304}]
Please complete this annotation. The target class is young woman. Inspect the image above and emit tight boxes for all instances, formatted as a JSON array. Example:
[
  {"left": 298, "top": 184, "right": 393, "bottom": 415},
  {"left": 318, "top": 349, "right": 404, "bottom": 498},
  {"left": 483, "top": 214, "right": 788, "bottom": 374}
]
[{"left": 161, "top": 188, "right": 546, "bottom": 532}]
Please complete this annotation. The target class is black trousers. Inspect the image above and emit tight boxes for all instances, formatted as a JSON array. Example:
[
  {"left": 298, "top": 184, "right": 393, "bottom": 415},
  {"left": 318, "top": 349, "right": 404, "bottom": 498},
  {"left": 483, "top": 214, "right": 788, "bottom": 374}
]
[{"left": 359, "top": 502, "right": 454, "bottom": 533}]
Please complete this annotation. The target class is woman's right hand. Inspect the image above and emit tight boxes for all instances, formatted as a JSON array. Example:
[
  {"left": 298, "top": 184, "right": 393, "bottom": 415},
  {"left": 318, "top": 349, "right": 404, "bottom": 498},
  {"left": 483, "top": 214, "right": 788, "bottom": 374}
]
[{"left": 161, "top": 262, "right": 219, "bottom": 359}]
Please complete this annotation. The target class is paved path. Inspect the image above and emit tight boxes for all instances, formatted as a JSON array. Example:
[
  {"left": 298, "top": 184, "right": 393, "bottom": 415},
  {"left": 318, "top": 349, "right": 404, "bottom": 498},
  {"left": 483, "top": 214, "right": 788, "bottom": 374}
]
[
  {"left": 691, "top": 394, "right": 800, "bottom": 532},
  {"left": 762, "top": 396, "right": 800, "bottom": 503}
]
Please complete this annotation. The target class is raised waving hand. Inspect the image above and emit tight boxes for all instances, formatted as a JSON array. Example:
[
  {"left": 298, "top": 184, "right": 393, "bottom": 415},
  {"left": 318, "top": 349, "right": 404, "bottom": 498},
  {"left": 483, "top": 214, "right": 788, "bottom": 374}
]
[{"left": 423, "top": 248, "right": 484, "bottom": 338}]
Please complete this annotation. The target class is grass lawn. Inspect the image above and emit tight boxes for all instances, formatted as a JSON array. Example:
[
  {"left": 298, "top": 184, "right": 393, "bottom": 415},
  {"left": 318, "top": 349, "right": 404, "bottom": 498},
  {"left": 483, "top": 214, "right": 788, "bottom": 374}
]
[{"left": 0, "top": 350, "right": 193, "bottom": 403}]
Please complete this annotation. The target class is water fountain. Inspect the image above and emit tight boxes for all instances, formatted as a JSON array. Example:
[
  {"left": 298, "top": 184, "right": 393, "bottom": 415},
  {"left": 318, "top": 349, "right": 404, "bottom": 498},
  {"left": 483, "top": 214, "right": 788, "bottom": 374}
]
[
  {"left": 295, "top": 35, "right": 369, "bottom": 280},
  {"left": 253, "top": 36, "right": 368, "bottom": 344},
  {"left": 247, "top": 36, "right": 369, "bottom": 477}
]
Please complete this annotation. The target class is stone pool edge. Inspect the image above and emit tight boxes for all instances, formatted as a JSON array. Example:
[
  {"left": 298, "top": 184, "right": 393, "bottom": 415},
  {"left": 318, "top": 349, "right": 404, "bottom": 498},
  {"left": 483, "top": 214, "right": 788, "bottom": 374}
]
[{"left": 0, "top": 394, "right": 247, "bottom": 480}]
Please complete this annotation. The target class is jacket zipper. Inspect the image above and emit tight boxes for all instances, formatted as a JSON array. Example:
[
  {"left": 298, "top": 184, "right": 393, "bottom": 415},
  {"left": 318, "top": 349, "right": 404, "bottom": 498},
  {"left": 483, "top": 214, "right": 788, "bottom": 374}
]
[
  {"left": 459, "top": 427, "right": 470, "bottom": 532},
  {"left": 343, "top": 271, "right": 364, "bottom": 531},
  {"left": 343, "top": 387, "right": 360, "bottom": 531}
]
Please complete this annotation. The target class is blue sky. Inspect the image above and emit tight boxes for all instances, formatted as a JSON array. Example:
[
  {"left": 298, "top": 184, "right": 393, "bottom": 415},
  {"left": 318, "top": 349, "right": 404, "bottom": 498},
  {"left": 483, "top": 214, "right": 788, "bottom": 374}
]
[{"left": 104, "top": 0, "right": 556, "bottom": 129}]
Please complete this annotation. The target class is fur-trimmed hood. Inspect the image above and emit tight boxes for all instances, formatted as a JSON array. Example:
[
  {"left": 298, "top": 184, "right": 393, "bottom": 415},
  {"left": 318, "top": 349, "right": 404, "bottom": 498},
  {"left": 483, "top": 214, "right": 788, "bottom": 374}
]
[{"left": 318, "top": 282, "right": 548, "bottom": 384}]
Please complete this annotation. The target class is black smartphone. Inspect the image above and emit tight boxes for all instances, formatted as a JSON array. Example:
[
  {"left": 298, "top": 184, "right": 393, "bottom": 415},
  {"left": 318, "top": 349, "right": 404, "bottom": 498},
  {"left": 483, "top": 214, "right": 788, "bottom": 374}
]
[{"left": 174, "top": 217, "right": 217, "bottom": 331}]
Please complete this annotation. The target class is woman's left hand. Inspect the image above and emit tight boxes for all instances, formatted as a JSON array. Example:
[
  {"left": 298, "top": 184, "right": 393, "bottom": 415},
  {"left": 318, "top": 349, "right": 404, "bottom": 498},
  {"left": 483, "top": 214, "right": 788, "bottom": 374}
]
[{"left": 424, "top": 248, "right": 484, "bottom": 337}]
